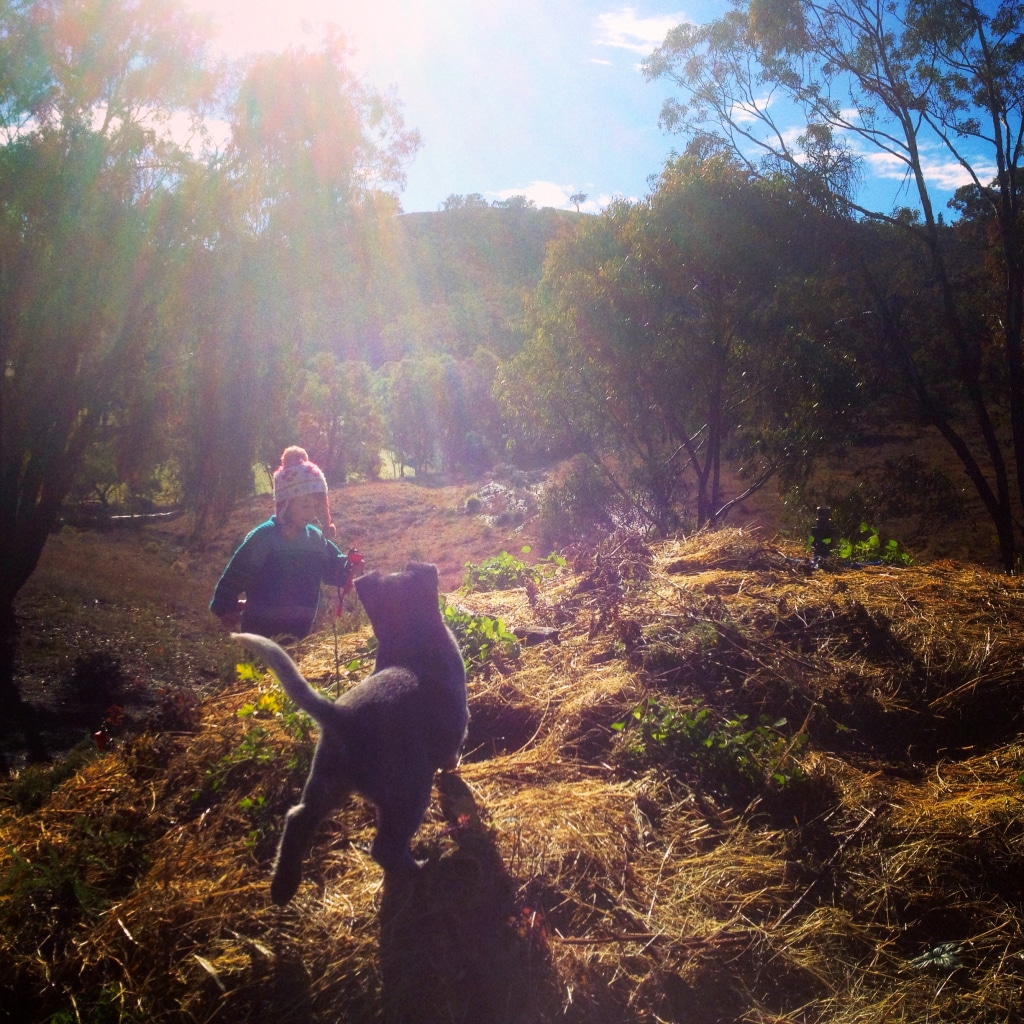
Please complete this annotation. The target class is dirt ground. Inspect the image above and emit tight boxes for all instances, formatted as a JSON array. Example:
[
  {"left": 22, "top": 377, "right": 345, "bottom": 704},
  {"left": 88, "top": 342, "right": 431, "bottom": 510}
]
[
  {"left": 2, "top": 429, "right": 994, "bottom": 772},
  {"left": 3, "top": 477, "right": 547, "bottom": 770}
]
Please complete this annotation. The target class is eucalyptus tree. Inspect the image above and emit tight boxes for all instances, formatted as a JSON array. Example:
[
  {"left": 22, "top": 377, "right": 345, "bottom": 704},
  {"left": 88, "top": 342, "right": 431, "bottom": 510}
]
[
  {"left": 287, "top": 352, "right": 384, "bottom": 483},
  {"left": 170, "top": 37, "right": 421, "bottom": 529},
  {"left": 225, "top": 35, "right": 421, "bottom": 359},
  {"left": 0, "top": 0, "right": 216, "bottom": 640},
  {"left": 503, "top": 153, "right": 853, "bottom": 534},
  {"left": 644, "top": 0, "right": 1024, "bottom": 568}
]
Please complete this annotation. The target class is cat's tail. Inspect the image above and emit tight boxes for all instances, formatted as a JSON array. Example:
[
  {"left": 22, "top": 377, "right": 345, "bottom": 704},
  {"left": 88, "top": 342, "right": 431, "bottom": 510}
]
[{"left": 233, "top": 633, "right": 341, "bottom": 726}]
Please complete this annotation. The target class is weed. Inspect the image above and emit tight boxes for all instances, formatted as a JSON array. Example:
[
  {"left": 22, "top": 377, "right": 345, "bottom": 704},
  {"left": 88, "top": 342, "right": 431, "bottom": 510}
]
[
  {"left": 236, "top": 660, "right": 311, "bottom": 742},
  {"left": 442, "top": 601, "right": 520, "bottom": 675},
  {"left": 238, "top": 792, "right": 274, "bottom": 846},
  {"left": 806, "top": 522, "right": 913, "bottom": 566},
  {"left": 462, "top": 547, "right": 566, "bottom": 592},
  {"left": 190, "top": 725, "right": 277, "bottom": 810},
  {"left": 462, "top": 548, "right": 533, "bottom": 591},
  {"left": 0, "top": 846, "right": 107, "bottom": 951},
  {"left": 0, "top": 809, "right": 152, "bottom": 961},
  {"left": 613, "top": 697, "right": 807, "bottom": 801},
  {"left": 838, "top": 523, "right": 913, "bottom": 565}
]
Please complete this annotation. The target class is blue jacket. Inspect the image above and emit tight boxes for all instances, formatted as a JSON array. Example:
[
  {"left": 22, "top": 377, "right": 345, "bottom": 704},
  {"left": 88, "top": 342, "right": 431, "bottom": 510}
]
[{"left": 210, "top": 516, "right": 352, "bottom": 639}]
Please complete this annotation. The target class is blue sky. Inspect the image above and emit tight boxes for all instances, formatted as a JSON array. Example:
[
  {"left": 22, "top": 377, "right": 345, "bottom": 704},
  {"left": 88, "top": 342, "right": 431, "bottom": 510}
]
[
  {"left": 185, "top": 1, "right": 734, "bottom": 212},
  {"left": 187, "top": 1, "right": 976, "bottom": 215}
]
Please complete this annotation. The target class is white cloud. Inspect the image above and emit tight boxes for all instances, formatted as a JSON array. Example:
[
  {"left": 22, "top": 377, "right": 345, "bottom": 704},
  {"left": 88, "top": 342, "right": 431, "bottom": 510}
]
[
  {"left": 491, "top": 180, "right": 575, "bottom": 209},
  {"left": 861, "top": 148, "right": 990, "bottom": 192},
  {"left": 729, "top": 93, "right": 776, "bottom": 126},
  {"left": 489, "top": 181, "right": 629, "bottom": 212},
  {"left": 596, "top": 7, "right": 688, "bottom": 55}
]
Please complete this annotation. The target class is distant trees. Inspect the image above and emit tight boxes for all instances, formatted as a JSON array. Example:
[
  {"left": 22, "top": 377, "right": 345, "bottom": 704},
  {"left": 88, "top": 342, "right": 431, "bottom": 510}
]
[
  {"left": 441, "top": 193, "right": 488, "bottom": 210},
  {"left": 644, "top": 0, "right": 1024, "bottom": 568},
  {"left": 0, "top": 3, "right": 423, "bottom": 639},
  {"left": 503, "top": 153, "right": 855, "bottom": 533},
  {"left": 491, "top": 194, "right": 537, "bottom": 210},
  {"left": 173, "top": 37, "right": 420, "bottom": 528},
  {"left": 374, "top": 353, "right": 502, "bottom": 477},
  {"left": 289, "top": 354, "right": 384, "bottom": 482}
]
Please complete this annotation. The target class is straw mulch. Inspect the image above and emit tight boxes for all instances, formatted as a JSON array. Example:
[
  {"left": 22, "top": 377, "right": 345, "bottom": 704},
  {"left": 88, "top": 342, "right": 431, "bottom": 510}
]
[{"left": 2, "top": 528, "right": 1023, "bottom": 1023}]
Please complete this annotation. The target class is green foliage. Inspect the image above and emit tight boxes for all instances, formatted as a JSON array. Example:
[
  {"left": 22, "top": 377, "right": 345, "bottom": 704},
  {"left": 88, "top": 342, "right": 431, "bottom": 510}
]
[
  {"left": 537, "top": 460, "right": 617, "bottom": 546},
  {"left": 462, "top": 548, "right": 533, "bottom": 591},
  {"left": 613, "top": 697, "right": 807, "bottom": 800},
  {"left": 0, "top": 812, "right": 152, "bottom": 960},
  {"left": 461, "top": 547, "right": 566, "bottom": 593},
  {"left": 442, "top": 601, "right": 520, "bottom": 675},
  {"left": 810, "top": 523, "right": 913, "bottom": 566},
  {"left": 236, "top": 661, "right": 313, "bottom": 744},
  {"left": 643, "top": 0, "right": 1024, "bottom": 570},
  {"left": 380, "top": 206, "right": 572, "bottom": 360},
  {"left": 1, "top": 845, "right": 107, "bottom": 931},
  {"left": 838, "top": 524, "right": 913, "bottom": 566},
  {"left": 237, "top": 793, "right": 273, "bottom": 846},
  {"left": 789, "top": 455, "right": 964, "bottom": 546},
  {"left": 506, "top": 154, "right": 850, "bottom": 534},
  {"left": 289, "top": 354, "right": 385, "bottom": 483},
  {"left": 191, "top": 725, "right": 278, "bottom": 810}
]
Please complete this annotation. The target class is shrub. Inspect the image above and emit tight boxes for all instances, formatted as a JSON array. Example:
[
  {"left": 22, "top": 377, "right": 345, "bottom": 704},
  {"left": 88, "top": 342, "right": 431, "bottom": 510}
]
[
  {"left": 613, "top": 697, "right": 807, "bottom": 801},
  {"left": 442, "top": 601, "right": 520, "bottom": 674},
  {"left": 461, "top": 548, "right": 566, "bottom": 593},
  {"left": 538, "top": 461, "right": 616, "bottom": 547}
]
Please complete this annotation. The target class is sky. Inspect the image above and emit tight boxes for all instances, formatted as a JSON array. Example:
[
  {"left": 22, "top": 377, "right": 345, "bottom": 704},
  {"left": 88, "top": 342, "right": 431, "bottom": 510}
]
[{"left": 183, "top": 0, "right": 978, "bottom": 216}]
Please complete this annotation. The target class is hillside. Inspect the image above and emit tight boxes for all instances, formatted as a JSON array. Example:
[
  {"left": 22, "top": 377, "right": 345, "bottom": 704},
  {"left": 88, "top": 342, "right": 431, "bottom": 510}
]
[
  {"left": 2, "top": 495, "right": 1023, "bottom": 1023},
  {"left": 370, "top": 206, "right": 578, "bottom": 360}
]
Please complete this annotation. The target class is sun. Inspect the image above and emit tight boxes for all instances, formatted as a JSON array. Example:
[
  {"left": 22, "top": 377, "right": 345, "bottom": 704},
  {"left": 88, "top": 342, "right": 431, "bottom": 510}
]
[{"left": 183, "top": 0, "right": 419, "bottom": 65}]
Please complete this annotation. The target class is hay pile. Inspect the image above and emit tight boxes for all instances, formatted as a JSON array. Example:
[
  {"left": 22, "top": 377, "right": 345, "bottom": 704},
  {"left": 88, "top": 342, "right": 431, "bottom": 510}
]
[{"left": 2, "top": 528, "right": 1023, "bottom": 1023}]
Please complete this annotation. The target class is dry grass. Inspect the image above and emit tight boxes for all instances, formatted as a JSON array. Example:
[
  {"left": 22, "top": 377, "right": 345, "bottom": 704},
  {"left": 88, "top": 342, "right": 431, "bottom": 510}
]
[{"left": 3, "top": 523, "right": 1024, "bottom": 1023}]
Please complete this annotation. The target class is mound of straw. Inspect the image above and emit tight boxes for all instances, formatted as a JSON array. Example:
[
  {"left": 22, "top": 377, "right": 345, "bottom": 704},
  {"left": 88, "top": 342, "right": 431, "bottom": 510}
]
[{"left": 2, "top": 528, "right": 1023, "bottom": 1023}]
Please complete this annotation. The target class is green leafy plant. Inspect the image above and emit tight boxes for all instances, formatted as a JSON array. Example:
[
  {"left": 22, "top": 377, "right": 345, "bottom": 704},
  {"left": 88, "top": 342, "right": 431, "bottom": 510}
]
[
  {"left": 236, "top": 660, "right": 313, "bottom": 743},
  {"left": 235, "top": 660, "right": 263, "bottom": 684},
  {"left": 613, "top": 697, "right": 807, "bottom": 799},
  {"left": 807, "top": 523, "right": 913, "bottom": 566},
  {"left": 442, "top": 601, "right": 520, "bottom": 674},
  {"left": 462, "top": 548, "right": 533, "bottom": 591},
  {"left": 191, "top": 725, "right": 277, "bottom": 808},
  {"left": 6, "top": 738, "right": 100, "bottom": 813},
  {"left": 238, "top": 792, "right": 274, "bottom": 845},
  {"left": 838, "top": 524, "right": 913, "bottom": 565},
  {"left": 461, "top": 547, "right": 566, "bottom": 593}
]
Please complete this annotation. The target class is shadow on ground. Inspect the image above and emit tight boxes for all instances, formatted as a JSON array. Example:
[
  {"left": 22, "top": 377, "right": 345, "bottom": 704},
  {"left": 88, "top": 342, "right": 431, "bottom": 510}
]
[{"left": 379, "top": 782, "right": 557, "bottom": 1024}]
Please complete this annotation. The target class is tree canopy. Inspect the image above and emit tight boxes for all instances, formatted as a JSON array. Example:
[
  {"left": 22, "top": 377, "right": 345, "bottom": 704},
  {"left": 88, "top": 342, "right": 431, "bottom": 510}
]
[
  {"left": 503, "top": 153, "right": 856, "bottom": 534},
  {"left": 644, "top": 0, "right": 1024, "bottom": 568},
  {"left": 0, "top": 0, "right": 422, "bottom": 640}
]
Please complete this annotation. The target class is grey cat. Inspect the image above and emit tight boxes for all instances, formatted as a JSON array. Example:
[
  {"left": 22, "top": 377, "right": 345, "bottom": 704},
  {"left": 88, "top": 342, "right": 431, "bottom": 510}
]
[{"left": 233, "top": 561, "right": 468, "bottom": 905}]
